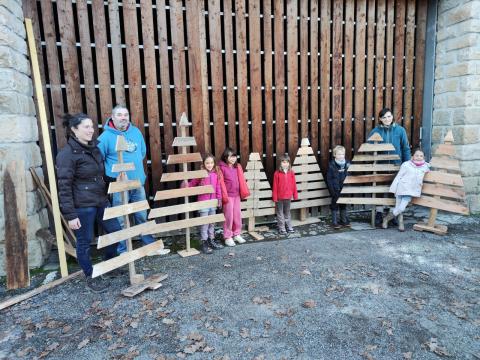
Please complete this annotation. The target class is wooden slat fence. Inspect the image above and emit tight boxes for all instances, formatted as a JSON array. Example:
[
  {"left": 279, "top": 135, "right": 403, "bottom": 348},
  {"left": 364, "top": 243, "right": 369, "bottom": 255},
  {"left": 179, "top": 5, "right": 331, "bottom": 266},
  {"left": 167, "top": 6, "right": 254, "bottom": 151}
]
[{"left": 24, "top": 0, "right": 429, "bottom": 198}]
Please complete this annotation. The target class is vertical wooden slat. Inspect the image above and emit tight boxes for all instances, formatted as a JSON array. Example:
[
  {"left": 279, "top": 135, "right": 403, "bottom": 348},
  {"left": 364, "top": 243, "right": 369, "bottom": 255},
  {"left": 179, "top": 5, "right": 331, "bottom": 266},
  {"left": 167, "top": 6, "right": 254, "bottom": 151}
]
[
  {"left": 404, "top": 0, "right": 416, "bottom": 140},
  {"left": 320, "top": 0, "right": 331, "bottom": 170},
  {"left": 263, "top": 0, "right": 274, "bottom": 175},
  {"left": 235, "top": 0, "right": 249, "bottom": 165},
  {"left": 375, "top": 0, "right": 386, "bottom": 118},
  {"left": 286, "top": 0, "right": 298, "bottom": 158},
  {"left": 413, "top": 0, "right": 427, "bottom": 148},
  {"left": 123, "top": 0, "right": 144, "bottom": 132},
  {"left": 354, "top": 0, "right": 367, "bottom": 151},
  {"left": 299, "top": 0, "right": 309, "bottom": 139},
  {"left": 91, "top": 0, "right": 113, "bottom": 120},
  {"left": 209, "top": 0, "right": 226, "bottom": 154},
  {"left": 76, "top": 0, "right": 98, "bottom": 125},
  {"left": 108, "top": 0, "right": 126, "bottom": 105},
  {"left": 384, "top": 0, "right": 395, "bottom": 108},
  {"left": 56, "top": 0, "right": 82, "bottom": 114},
  {"left": 140, "top": 0, "right": 162, "bottom": 191},
  {"left": 223, "top": 0, "right": 237, "bottom": 151},
  {"left": 40, "top": 0, "right": 66, "bottom": 148},
  {"left": 186, "top": 0, "right": 206, "bottom": 155},
  {"left": 157, "top": 0, "right": 174, "bottom": 157},
  {"left": 394, "top": 0, "right": 406, "bottom": 124},
  {"left": 310, "top": 0, "right": 319, "bottom": 157},
  {"left": 249, "top": 0, "right": 263, "bottom": 154},
  {"left": 344, "top": 0, "right": 354, "bottom": 159},
  {"left": 365, "top": 0, "right": 376, "bottom": 136},
  {"left": 274, "top": 0, "right": 285, "bottom": 158},
  {"left": 332, "top": 0, "right": 343, "bottom": 148}
]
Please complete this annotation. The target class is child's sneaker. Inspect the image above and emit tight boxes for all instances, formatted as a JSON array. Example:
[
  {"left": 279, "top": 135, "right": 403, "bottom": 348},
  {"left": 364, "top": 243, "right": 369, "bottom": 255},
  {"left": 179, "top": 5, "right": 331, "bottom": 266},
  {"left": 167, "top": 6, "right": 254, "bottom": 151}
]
[
  {"left": 233, "top": 235, "right": 246, "bottom": 244},
  {"left": 225, "top": 238, "right": 236, "bottom": 247},
  {"left": 279, "top": 229, "right": 287, "bottom": 235},
  {"left": 287, "top": 228, "right": 295, "bottom": 233},
  {"left": 201, "top": 241, "right": 213, "bottom": 254}
]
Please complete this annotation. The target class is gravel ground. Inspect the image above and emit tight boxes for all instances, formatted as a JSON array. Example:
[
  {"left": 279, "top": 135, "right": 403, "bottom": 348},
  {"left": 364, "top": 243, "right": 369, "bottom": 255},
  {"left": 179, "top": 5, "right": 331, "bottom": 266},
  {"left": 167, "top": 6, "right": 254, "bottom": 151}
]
[{"left": 0, "top": 212, "right": 479, "bottom": 360}]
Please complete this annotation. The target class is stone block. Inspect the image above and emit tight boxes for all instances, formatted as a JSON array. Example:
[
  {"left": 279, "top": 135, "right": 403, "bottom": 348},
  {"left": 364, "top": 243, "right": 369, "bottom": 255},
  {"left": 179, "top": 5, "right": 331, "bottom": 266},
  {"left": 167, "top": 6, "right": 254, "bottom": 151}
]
[
  {"left": 433, "top": 93, "right": 448, "bottom": 108},
  {"left": 444, "top": 62, "right": 477, "bottom": 78},
  {"left": 0, "top": 5, "right": 26, "bottom": 37},
  {"left": 459, "top": 159, "right": 480, "bottom": 176},
  {"left": 0, "top": 45, "right": 30, "bottom": 75},
  {"left": 458, "top": 48, "right": 480, "bottom": 61},
  {"left": 0, "top": 243, "right": 5, "bottom": 276},
  {"left": 459, "top": 75, "right": 480, "bottom": 91},
  {"left": 453, "top": 107, "right": 480, "bottom": 125},
  {"left": 445, "top": 33, "right": 480, "bottom": 52},
  {"left": 0, "top": 0, "right": 25, "bottom": 20},
  {"left": 431, "top": 126, "right": 450, "bottom": 143},
  {"left": 27, "top": 190, "right": 44, "bottom": 216},
  {"left": 0, "top": 91, "right": 35, "bottom": 115},
  {"left": 28, "top": 237, "right": 51, "bottom": 269},
  {"left": 0, "top": 143, "right": 42, "bottom": 193},
  {"left": 444, "top": 2, "right": 480, "bottom": 26},
  {"left": 0, "top": 25, "right": 27, "bottom": 54},
  {"left": 463, "top": 176, "right": 480, "bottom": 194},
  {"left": 434, "top": 78, "right": 459, "bottom": 93},
  {"left": 0, "top": 69, "right": 33, "bottom": 94},
  {"left": 446, "top": 92, "right": 480, "bottom": 108},
  {"left": 466, "top": 194, "right": 479, "bottom": 214},
  {"left": 433, "top": 109, "right": 453, "bottom": 126},
  {"left": 435, "top": 50, "right": 456, "bottom": 66},
  {"left": 0, "top": 115, "right": 38, "bottom": 142},
  {"left": 438, "top": 0, "right": 461, "bottom": 14},
  {"left": 454, "top": 143, "right": 480, "bottom": 161},
  {"left": 451, "top": 125, "right": 480, "bottom": 145}
]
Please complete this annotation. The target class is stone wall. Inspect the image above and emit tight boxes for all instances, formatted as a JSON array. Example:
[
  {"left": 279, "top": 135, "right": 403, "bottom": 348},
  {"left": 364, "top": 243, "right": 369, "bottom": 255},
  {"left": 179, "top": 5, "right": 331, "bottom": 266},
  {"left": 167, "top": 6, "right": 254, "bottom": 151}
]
[
  {"left": 433, "top": 0, "right": 480, "bottom": 213},
  {"left": 0, "top": 0, "right": 50, "bottom": 275}
]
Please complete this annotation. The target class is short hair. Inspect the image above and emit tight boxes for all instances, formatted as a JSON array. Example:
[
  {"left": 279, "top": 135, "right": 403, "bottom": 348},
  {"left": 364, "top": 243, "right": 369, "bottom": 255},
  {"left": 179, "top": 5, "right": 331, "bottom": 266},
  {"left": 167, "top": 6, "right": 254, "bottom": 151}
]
[
  {"left": 379, "top": 108, "right": 392, "bottom": 119},
  {"left": 221, "top": 147, "right": 237, "bottom": 164},
  {"left": 112, "top": 104, "right": 128, "bottom": 116},
  {"left": 332, "top": 145, "right": 345, "bottom": 156},
  {"left": 62, "top": 113, "right": 91, "bottom": 138}
]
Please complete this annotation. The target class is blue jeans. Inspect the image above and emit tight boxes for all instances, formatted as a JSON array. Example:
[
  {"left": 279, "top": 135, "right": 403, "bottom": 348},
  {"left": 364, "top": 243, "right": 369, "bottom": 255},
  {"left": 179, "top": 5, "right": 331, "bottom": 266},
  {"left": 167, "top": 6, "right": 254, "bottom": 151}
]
[
  {"left": 112, "top": 187, "right": 155, "bottom": 254},
  {"left": 198, "top": 208, "right": 216, "bottom": 241},
  {"left": 74, "top": 205, "right": 121, "bottom": 277}
]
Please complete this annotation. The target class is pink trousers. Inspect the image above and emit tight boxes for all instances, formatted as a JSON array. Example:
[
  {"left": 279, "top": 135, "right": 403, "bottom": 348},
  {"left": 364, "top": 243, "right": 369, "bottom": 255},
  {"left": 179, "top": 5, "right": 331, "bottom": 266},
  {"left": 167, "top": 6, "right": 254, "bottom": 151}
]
[{"left": 223, "top": 195, "right": 242, "bottom": 239}]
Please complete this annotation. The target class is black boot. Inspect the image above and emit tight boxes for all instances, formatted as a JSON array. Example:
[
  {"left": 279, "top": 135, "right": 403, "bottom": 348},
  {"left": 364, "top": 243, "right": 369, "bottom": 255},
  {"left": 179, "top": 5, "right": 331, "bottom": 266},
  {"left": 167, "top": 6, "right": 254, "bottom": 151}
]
[
  {"left": 201, "top": 241, "right": 213, "bottom": 254},
  {"left": 375, "top": 212, "right": 383, "bottom": 227},
  {"left": 332, "top": 211, "right": 341, "bottom": 230},
  {"left": 85, "top": 276, "right": 109, "bottom": 293},
  {"left": 207, "top": 237, "right": 224, "bottom": 250},
  {"left": 339, "top": 209, "right": 351, "bottom": 227}
]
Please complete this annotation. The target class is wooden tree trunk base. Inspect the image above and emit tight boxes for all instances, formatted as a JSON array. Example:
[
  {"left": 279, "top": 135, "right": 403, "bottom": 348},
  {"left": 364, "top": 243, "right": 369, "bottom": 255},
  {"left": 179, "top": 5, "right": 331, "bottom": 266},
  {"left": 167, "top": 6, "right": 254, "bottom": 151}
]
[
  {"left": 122, "top": 274, "right": 168, "bottom": 297},
  {"left": 178, "top": 248, "right": 200, "bottom": 258},
  {"left": 413, "top": 223, "right": 448, "bottom": 235}
]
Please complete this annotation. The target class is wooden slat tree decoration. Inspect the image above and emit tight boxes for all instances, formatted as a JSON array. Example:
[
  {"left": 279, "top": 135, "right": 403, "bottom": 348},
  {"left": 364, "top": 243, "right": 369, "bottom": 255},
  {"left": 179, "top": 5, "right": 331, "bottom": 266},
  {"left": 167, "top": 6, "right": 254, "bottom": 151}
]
[
  {"left": 412, "top": 131, "right": 469, "bottom": 235},
  {"left": 146, "top": 113, "right": 225, "bottom": 257},
  {"left": 241, "top": 153, "right": 275, "bottom": 234},
  {"left": 337, "top": 133, "right": 401, "bottom": 227},
  {"left": 91, "top": 136, "right": 167, "bottom": 297},
  {"left": 291, "top": 138, "right": 331, "bottom": 220}
]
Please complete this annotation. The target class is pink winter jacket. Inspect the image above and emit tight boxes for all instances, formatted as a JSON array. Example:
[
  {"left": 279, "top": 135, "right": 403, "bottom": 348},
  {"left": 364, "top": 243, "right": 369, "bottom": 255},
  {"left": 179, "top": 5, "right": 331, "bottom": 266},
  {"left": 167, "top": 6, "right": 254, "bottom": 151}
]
[{"left": 188, "top": 170, "right": 222, "bottom": 203}]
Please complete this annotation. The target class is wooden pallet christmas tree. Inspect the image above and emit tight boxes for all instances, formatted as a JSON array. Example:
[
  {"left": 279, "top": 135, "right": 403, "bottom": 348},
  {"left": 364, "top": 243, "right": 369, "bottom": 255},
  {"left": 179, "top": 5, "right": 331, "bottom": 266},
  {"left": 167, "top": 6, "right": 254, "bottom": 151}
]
[
  {"left": 412, "top": 131, "right": 469, "bottom": 235},
  {"left": 337, "top": 133, "right": 401, "bottom": 227},
  {"left": 291, "top": 138, "right": 331, "bottom": 220},
  {"left": 145, "top": 113, "right": 225, "bottom": 257},
  {"left": 241, "top": 153, "right": 275, "bottom": 237},
  {"left": 92, "top": 136, "right": 167, "bottom": 297}
]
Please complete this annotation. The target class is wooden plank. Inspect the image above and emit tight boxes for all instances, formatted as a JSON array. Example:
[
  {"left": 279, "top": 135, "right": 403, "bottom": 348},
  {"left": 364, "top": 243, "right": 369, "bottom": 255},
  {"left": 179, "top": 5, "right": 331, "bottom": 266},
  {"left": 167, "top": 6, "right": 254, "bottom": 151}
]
[
  {"left": 274, "top": 0, "right": 286, "bottom": 158},
  {"left": 358, "top": 143, "right": 396, "bottom": 153},
  {"left": 336, "top": 197, "right": 396, "bottom": 206},
  {"left": 344, "top": 174, "right": 395, "bottom": 184},
  {"left": 413, "top": 0, "right": 427, "bottom": 148},
  {"left": 375, "top": 0, "right": 386, "bottom": 117},
  {"left": 292, "top": 164, "right": 322, "bottom": 173},
  {"left": 112, "top": 163, "right": 136, "bottom": 173},
  {"left": 92, "top": 240, "right": 165, "bottom": 278},
  {"left": 331, "top": 0, "right": 343, "bottom": 147},
  {"left": 354, "top": 0, "right": 366, "bottom": 151},
  {"left": 209, "top": 0, "right": 226, "bottom": 154},
  {"left": 235, "top": 0, "right": 249, "bottom": 165},
  {"left": 295, "top": 173, "right": 327, "bottom": 182},
  {"left": 384, "top": 0, "right": 394, "bottom": 108},
  {"left": 249, "top": 231, "right": 264, "bottom": 241},
  {"left": 343, "top": 0, "right": 354, "bottom": 158},
  {"left": 249, "top": 190, "right": 273, "bottom": 199},
  {"left": 413, "top": 222, "right": 448, "bottom": 235},
  {"left": 291, "top": 198, "right": 331, "bottom": 209},
  {"left": 352, "top": 154, "right": 400, "bottom": 162},
  {"left": 365, "top": 0, "right": 376, "bottom": 135},
  {"left": 320, "top": 0, "right": 331, "bottom": 171},
  {"left": 299, "top": 0, "right": 309, "bottom": 138},
  {"left": 287, "top": 0, "right": 298, "bottom": 158},
  {"left": 108, "top": 0, "right": 126, "bottom": 104},
  {"left": 103, "top": 200, "right": 150, "bottom": 220},
  {"left": 4, "top": 161, "right": 29, "bottom": 289},
  {"left": 144, "top": 213, "right": 225, "bottom": 235},
  {"left": 341, "top": 185, "right": 391, "bottom": 194},
  {"left": 403, "top": 0, "right": 416, "bottom": 137},
  {"left": 297, "top": 189, "right": 330, "bottom": 200},
  {"left": 122, "top": 274, "right": 168, "bottom": 297},
  {"left": 297, "top": 181, "right": 327, "bottom": 190},
  {"left": 310, "top": 0, "right": 319, "bottom": 156},
  {"left": 244, "top": 171, "right": 268, "bottom": 181},
  {"left": 160, "top": 170, "right": 208, "bottom": 182},
  {"left": 393, "top": 0, "right": 406, "bottom": 124},
  {"left": 108, "top": 180, "right": 142, "bottom": 194},
  {"left": 167, "top": 153, "right": 203, "bottom": 165},
  {"left": 91, "top": 0, "right": 113, "bottom": 120},
  {"left": 434, "top": 144, "right": 456, "bottom": 157},
  {"left": 148, "top": 199, "right": 218, "bottom": 218},
  {"left": 423, "top": 171, "right": 464, "bottom": 187},
  {"left": 224, "top": 0, "right": 237, "bottom": 151},
  {"left": 347, "top": 164, "right": 400, "bottom": 172},
  {"left": 297, "top": 147, "right": 314, "bottom": 156},
  {"left": 172, "top": 137, "right": 197, "bottom": 147},
  {"left": 411, "top": 196, "right": 469, "bottom": 216},
  {"left": 293, "top": 155, "right": 319, "bottom": 165},
  {"left": 249, "top": 0, "right": 263, "bottom": 153},
  {"left": 253, "top": 207, "right": 276, "bottom": 217},
  {"left": 242, "top": 199, "right": 275, "bottom": 209},
  {"left": 97, "top": 221, "right": 158, "bottom": 248},
  {"left": 421, "top": 183, "right": 466, "bottom": 200},
  {"left": 154, "top": 185, "right": 213, "bottom": 201},
  {"left": 430, "top": 157, "right": 460, "bottom": 172}
]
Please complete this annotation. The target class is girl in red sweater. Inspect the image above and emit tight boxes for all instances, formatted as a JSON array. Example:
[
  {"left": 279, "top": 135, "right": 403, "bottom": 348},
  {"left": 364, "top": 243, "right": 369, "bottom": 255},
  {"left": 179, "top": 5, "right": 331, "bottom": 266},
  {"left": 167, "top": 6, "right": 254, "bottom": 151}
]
[{"left": 272, "top": 154, "right": 298, "bottom": 235}]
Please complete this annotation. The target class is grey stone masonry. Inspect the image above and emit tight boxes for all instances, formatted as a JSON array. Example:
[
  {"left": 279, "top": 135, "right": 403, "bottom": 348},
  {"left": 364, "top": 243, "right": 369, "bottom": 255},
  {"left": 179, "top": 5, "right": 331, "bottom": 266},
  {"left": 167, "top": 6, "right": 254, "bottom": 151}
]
[
  {"left": 433, "top": 0, "right": 480, "bottom": 213},
  {"left": 0, "top": 0, "right": 50, "bottom": 276}
]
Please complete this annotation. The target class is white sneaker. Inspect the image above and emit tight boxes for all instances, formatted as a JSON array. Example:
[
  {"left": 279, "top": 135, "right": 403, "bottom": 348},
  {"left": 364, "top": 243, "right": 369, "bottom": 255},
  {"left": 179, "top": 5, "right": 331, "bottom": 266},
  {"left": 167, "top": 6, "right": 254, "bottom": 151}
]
[
  {"left": 148, "top": 248, "right": 171, "bottom": 256},
  {"left": 233, "top": 235, "right": 246, "bottom": 244},
  {"left": 224, "top": 238, "right": 236, "bottom": 247}
]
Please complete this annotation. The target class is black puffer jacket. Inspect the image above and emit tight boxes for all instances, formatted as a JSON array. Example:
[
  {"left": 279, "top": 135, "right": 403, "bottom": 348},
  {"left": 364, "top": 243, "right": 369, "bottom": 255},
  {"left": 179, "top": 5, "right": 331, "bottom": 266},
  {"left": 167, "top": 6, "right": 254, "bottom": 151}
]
[
  {"left": 326, "top": 159, "right": 350, "bottom": 199},
  {"left": 56, "top": 137, "right": 108, "bottom": 220}
]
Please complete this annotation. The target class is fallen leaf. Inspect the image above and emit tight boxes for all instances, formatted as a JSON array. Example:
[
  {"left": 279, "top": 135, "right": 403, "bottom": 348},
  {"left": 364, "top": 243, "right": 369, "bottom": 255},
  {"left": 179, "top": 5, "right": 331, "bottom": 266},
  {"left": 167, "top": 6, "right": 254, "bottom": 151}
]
[
  {"left": 77, "top": 338, "right": 90, "bottom": 349},
  {"left": 45, "top": 342, "right": 60, "bottom": 352},
  {"left": 256, "top": 257, "right": 262, "bottom": 261},
  {"left": 130, "top": 321, "right": 138, "bottom": 329},
  {"left": 203, "top": 346, "right": 214, "bottom": 352},
  {"left": 187, "top": 332, "right": 203, "bottom": 342},
  {"left": 302, "top": 300, "right": 316, "bottom": 309},
  {"left": 239, "top": 328, "right": 249, "bottom": 338},
  {"left": 223, "top": 263, "right": 232, "bottom": 268},
  {"left": 252, "top": 296, "right": 272, "bottom": 305},
  {"left": 228, "top": 252, "right": 235, "bottom": 257},
  {"left": 108, "top": 341, "right": 126, "bottom": 351},
  {"left": 162, "top": 318, "right": 175, "bottom": 325},
  {"left": 386, "top": 328, "right": 394, "bottom": 336},
  {"left": 301, "top": 269, "right": 312, "bottom": 276},
  {"left": 423, "top": 338, "right": 450, "bottom": 357},
  {"left": 403, "top": 352, "right": 413, "bottom": 360}
]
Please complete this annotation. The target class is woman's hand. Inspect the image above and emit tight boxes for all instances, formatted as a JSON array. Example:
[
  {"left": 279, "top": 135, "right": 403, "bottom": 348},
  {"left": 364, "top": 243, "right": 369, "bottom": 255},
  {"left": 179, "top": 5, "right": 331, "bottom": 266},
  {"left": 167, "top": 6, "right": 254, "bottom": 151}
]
[{"left": 68, "top": 218, "right": 81, "bottom": 230}]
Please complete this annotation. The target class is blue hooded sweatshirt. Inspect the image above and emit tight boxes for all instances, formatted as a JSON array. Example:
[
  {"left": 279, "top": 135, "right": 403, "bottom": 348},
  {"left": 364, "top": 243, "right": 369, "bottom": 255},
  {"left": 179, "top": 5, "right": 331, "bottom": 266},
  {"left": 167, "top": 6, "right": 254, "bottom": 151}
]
[
  {"left": 368, "top": 123, "right": 411, "bottom": 164},
  {"left": 97, "top": 119, "right": 147, "bottom": 185}
]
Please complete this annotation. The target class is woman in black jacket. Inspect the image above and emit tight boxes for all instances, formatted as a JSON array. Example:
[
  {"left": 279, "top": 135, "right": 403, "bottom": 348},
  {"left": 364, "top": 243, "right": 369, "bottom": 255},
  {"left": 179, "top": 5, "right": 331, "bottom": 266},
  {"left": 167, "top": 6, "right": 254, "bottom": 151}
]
[
  {"left": 326, "top": 145, "right": 351, "bottom": 229},
  {"left": 56, "top": 113, "right": 121, "bottom": 293}
]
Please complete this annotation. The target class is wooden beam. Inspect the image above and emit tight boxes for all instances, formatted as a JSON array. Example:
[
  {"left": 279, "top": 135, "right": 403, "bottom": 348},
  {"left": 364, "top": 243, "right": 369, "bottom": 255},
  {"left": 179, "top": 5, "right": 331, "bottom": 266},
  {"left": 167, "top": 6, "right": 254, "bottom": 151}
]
[
  {"left": 423, "top": 171, "right": 464, "bottom": 187},
  {"left": 167, "top": 152, "right": 203, "bottom": 165},
  {"left": 420, "top": 183, "right": 466, "bottom": 200},
  {"left": 341, "top": 185, "right": 390, "bottom": 194},
  {"left": 297, "top": 189, "right": 331, "bottom": 199},
  {"left": 344, "top": 174, "right": 395, "bottom": 184},
  {"left": 291, "top": 164, "right": 322, "bottom": 173},
  {"left": 352, "top": 154, "right": 400, "bottom": 162},
  {"left": 434, "top": 144, "right": 455, "bottom": 156},
  {"left": 103, "top": 200, "right": 150, "bottom": 220},
  {"left": 148, "top": 199, "right": 218, "bottom": 218},
  {"left": 172, "top": 136, "right": 197, "bottom": 147},
  {"left": 97, "top": 221, "right": 158, "bottom": 248},
  {"left": 112, "top": 163, "right": 136, "bottom": 173},
  {"left": 296, "top": 181, "right": 327, "bottom": 190},
  {"left": 336, "top": 197, "right": 396, "bottom": 205},
  {"left": 411, "top": 196, "right": 469, "bottom": 215},
  {"left": 290, "top": 198, "right": 331, "bottom": 209},
  {"left": 297, "top": 146, "right": 314, "bottom": 155},
  {"left": 160, "top": 170, "right": 208, "bottom": 182},
  {"left": 144, "top": 213, "right": 225, "bottom": 235},
  {"left": 358, "top": 143, "right": 396, "bottom": 152},
  {"left": 108, "top": 180, "right": 142, "bottom": 194},
  {"left": 430, "top": 157, "right": 461, "bottom": 172},
  {"left": 154, "top": 185, "right": 214, "bottom": 201},
  {"left": 347, "top": 164, "right": 400, "bottom": 172}
]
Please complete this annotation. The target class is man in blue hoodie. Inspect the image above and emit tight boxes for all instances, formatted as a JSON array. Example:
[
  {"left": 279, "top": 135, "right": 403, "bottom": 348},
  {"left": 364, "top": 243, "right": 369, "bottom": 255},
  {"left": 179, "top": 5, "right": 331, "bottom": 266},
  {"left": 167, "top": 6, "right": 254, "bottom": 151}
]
[
  {"left": 368, "top": 107, "right": 411, "bottom": 227},
  {"left": 97, "top": 105, "right": 170, "bottom": 256}
]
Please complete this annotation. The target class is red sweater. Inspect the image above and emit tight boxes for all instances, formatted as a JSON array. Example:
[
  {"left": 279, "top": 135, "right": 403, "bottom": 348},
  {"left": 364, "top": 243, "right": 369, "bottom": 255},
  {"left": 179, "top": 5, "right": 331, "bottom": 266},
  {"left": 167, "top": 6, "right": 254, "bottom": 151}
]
[{"left": 272, "top": 170, "right": 298, "bottom": 202}]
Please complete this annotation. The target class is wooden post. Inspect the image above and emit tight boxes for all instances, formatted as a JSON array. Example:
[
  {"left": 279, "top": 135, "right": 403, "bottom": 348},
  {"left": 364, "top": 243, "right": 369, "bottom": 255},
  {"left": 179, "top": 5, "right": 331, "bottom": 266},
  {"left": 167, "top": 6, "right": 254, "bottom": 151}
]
[
  {"left": 299, "top": 139, "right": 310, "bottom": 221},
  {"left": 180, "top": 119, "right": 192, "bottom": 253},
  {"left": 4, "top": 161, "right": 30, "bottom": 289},
  {"left": 25, "top": 18, "right": 68, "bottom": 277}
]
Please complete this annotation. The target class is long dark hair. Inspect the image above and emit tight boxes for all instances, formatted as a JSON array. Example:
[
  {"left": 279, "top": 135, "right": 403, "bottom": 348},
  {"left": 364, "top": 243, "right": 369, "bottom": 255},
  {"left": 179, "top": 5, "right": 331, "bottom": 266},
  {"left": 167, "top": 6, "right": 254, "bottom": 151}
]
[
  {"left": 62, "top": 113, "right": 90, "bottom": 139},
  {"left": 221, "top": 147, "right": 237, "bottom": 165},
  {"left": 378, "top": 108, "right": 392, "bottom": 119}
]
